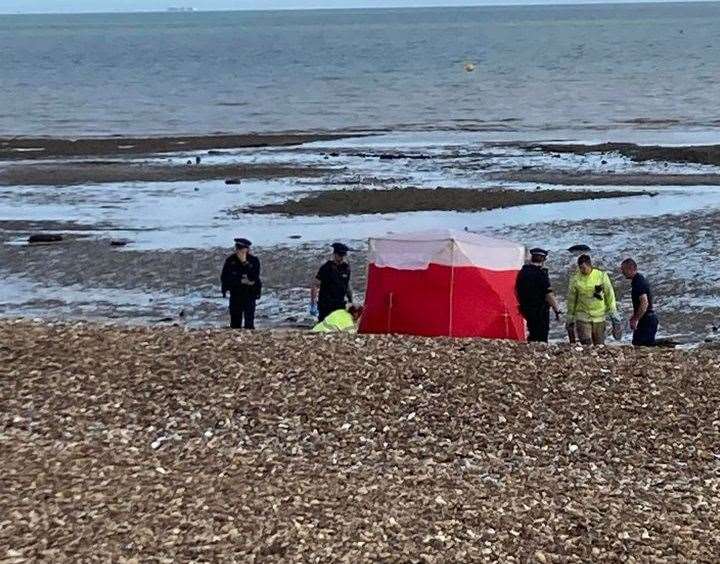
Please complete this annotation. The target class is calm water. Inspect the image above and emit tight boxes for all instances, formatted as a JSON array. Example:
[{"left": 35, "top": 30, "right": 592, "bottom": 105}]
[{"left": 2, "top": 3, "right": 720, "bottom": 136}]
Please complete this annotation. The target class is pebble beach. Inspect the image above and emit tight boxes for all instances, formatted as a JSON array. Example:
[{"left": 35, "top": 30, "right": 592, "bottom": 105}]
[{"left": 2, "top": 321, "right": 720, "bottom": 561}]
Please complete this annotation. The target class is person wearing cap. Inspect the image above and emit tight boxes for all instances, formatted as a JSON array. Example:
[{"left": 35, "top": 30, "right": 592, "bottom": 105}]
[
  {"left": 310, "top": 242, "right": 353, "bottom": 322},
  {"left": 515, "top": 247, "right": 561, "bottom": 343},
  {"left": 221, "top": 238, "right": 262, "bottom": 329},
  {"left": 566, "top": 254, "right": 617, "bottom": 345},
  {"left": 620, "top": 258, "right": 658, "bottom": 346}
]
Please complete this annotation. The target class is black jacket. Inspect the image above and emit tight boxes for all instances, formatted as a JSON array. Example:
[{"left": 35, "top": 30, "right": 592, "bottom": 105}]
[
  {"left": 221, "top": 254, "right": 262, "bottom": 300},
  {"left": 515, "top": 263, "right": 551, "bottom": 315},
  {"left": 316, "top": 260, "right": 351, "bottom": 309}
]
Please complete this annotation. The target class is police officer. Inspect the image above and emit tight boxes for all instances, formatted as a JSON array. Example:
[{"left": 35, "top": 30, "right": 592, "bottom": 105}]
[
  {"left": 515, "top": 247, "right": 561, "bottom": 342},
  {"left": 620, "top": 257, "right": 658, "bottom": 346},
  {"left": 310, "top": 242, "right": 353, "bottom": 322},
  {"left": 221, "top": 238, "right": 262, "bottom": 329}
]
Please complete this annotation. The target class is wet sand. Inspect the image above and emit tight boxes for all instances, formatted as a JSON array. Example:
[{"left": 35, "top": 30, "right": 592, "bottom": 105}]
[
  {"left": 239, "top": 187, "right": 647, "bottom": 216},
  {"left": 0, "top": 132, "right": 355, "bottom": 160},
  {"left": 530, "top": 142, "right": 720, "bottom": 166},
  {"left": 2, "top": 207, "right": 719, "bottom": 342},
  {"left": 0, "top": 161, "right": 330, "bottom": 186}
]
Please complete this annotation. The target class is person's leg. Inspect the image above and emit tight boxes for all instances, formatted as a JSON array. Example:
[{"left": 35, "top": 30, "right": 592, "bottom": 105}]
[
  {"left": 229, "top": 307, "right": 243, "bottom": 329},
  {"left": 243, "top": 299, "right": 256, "bottom": 330},
  {"left": 575, "top": 321, "right": 593, "bottom": 345},
  {"left": 633, "top": 314, "right": 658, "bottom": 346},
  {"left": 525, "top": 311, "right": 541, "bottom": 342},
  {"left": 591, "top": 321, "right": 607, "bottom": 346},
  {"left": 527, "top": 309, "right": 550, "bottom": 343},
  {"left": 539, "top": 309, "right": 550, "bottom": 343}
]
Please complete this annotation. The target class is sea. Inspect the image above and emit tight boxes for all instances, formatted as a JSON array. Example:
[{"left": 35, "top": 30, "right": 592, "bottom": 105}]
[{"left": 2, "top": 2, "right": 720, "bottom": 137}]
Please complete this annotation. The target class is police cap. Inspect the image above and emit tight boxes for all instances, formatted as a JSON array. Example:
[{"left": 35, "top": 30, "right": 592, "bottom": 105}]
[
  {"left": 234, "top": 237, "right": 252, "bottom": 249},
  {"left": 332, "top": 242, "right": 349, "bottom": 256},
  {"left": 529, "top": 247, "right": 548, "bottom": 258}
]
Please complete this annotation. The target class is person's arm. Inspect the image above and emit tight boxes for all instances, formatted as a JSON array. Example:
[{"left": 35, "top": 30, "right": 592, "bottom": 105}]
[
  {"left": 566, "top": 276, "right": 578, "bottom": 323},
  {"left": 345, "top": 280, "right": 353, "bottom": 303},
  {"left": 603, "top": 272, "right": 617, "bottom": 314},
  {"left": 311, "top": 264, "right": 324, "bottom": 306},
  {"left": 311, "top": 278, "right": 321, "bottom": 304},
  {"left": 220, "top": 259, "right": 230, "bottom": 297},
  {"left": 630, "top": 294, "right": 649, "bottom": 330},
  {"left": 546, "top": 292, "right": 561, "bottom": 320},
  {"left": 241, "top": 258, "right": 260, "bottom": 285},
  {"left": 542, "top": 271, "right": 560, "bottom": 319}
]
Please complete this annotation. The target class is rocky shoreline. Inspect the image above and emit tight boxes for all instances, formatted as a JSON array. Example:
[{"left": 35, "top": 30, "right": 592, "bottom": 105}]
[
  {"left": 2, "top": 321, "right": 719, "bottom": 560},
  {"left": 238, "top": 187, "right": 648, "bottom": 216},
  {"left": 0, "top": 132, "right": 354, "bottom": 160}
]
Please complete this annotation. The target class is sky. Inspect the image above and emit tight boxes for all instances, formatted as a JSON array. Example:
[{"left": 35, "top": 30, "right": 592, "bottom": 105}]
[{"left": 0, "top": 0, "right": 715, "bottom": 13}]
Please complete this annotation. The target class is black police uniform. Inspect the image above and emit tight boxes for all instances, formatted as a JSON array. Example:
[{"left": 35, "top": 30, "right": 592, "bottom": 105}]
[
  {"left": 316, "top": 261, "right": 351, "bottom": 322},
  {"left": 631, "top": 273, "right": 658, "bottom": 346},
  {"left": 515, "top": 263, "right": 553, "bottom": 342},
  {"left": 221, "top": 253, "right": 262, "bottom": 329}
]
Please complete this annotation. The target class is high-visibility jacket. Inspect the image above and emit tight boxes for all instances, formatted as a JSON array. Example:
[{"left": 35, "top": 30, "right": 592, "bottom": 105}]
[
  {"left": 567, "top": 268, "right": 617, "bottom": 323},
  {"left": 312, "top": 309, "right": 357, "bottom": 333}
]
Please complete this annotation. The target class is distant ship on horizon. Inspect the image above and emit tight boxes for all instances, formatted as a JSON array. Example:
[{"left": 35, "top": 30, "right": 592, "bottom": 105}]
[{"left": 166, "top": 7, "right": 195, "bottom": 12}]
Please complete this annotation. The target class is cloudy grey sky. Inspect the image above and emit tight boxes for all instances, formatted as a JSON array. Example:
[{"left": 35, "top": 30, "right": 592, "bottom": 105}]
[{"left": 0, "top": 0, "right": 713, "bottom": 13}]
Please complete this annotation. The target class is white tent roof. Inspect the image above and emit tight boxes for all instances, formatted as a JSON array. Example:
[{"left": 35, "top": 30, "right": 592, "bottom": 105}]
[{"left": 368, "top": 229, "right": 526, "bottom": 270}]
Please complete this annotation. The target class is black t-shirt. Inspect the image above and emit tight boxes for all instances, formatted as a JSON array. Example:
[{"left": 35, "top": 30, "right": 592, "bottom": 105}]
[
  {"left": 515, "top": 263, "right": 552, "bottom": 312},
  {"left": 631, "top": 273, "right": 653, "bottom": 314},
  {"left": 316, "top": 260, "right": 350, "bottom": 307}
]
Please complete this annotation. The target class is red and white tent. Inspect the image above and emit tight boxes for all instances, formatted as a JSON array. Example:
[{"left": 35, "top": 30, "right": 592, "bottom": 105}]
[{"left": 358, "top": 229, "right": 527, "bottom": 340}]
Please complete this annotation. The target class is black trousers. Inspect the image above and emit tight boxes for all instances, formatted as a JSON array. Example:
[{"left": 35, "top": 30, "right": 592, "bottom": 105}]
[
  {"left": 229, "top": 296, "right": 256, "bottom": 329},
  {"left": 524, "top": 307, "right": 550, "bottom": 343},
  {"left": 633, "top": 312, "right": 658, "bottom": 346}
]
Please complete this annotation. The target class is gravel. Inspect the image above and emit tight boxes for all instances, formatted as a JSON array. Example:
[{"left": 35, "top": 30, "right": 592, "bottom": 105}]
[{"left": 2, "top": 321, "right": 720, "bottom": 561}]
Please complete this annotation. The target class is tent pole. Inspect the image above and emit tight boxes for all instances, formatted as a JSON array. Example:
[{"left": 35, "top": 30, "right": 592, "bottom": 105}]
[
  {"left": 449, "top": 240, "right": 455, "bottom": 338},
  {"left": 387, "top": 292, "right": 394, "bottom": 333}
]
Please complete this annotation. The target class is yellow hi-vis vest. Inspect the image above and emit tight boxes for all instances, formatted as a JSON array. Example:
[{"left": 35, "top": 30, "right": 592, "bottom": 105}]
[
  {"left": 312, "top": 309, "right": 357, "bottom": 333},
  {"left": 567, "top": 268, "right": 617, "bottom": 323}
]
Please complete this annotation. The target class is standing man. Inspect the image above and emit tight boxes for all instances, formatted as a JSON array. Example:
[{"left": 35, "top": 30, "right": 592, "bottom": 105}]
[
  {"left": 620, "top": 258, "right": 658, "bottom": 346},
  {"left": 566, "top": 254, "right": 617, "bottom": 346},
  {"left": 221, "top": 237, "right": 262, "bottom": 329},
  {"left": 515, "top": 247, "right": 561, "bottom": 342},
  {"left": 310, "top": 242, "right": 353, "bottom": 322}
]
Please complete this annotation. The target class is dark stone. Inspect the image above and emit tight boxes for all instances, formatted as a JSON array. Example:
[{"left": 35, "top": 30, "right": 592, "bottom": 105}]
[
  {"left": 601, "top": 159, "right": 608, "bottom": 165},
  {"left": 28, "top": 234, "right": 63, "bottom": 244},
  {"left": 288, "top": 235, "right": 302, "bottom": 239},
  {"left": 225, "top": 179, "right": 242, "bottom": 185},
  {"left": 110, "top": 240, "right": 129, "bottom": 247},
  {"left": 208, "top": 150, "right": 224, "bottom": 155},
  {"left": 329, "top": 152, "right": 340, "bottom": 157},
  {"left": 568, "top": 244, "right": 591, "bottom": 252}
]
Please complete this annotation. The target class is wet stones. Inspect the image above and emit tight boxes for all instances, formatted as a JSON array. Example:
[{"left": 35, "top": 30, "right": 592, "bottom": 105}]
[
  {"left": 568, "top": 244, "right": 591, "bottom": 252},
  {"left": 28, "top": 233, "right": 63, "bottom": 244}
]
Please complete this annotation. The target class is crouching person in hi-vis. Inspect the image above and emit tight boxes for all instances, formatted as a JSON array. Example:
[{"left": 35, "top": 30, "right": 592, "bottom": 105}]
[
  {"left": 566, "top": 254, "right": 617, "bottom": 346},
  {"left": 312, "top": 305, "right": 364, "bottom": 333}
]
